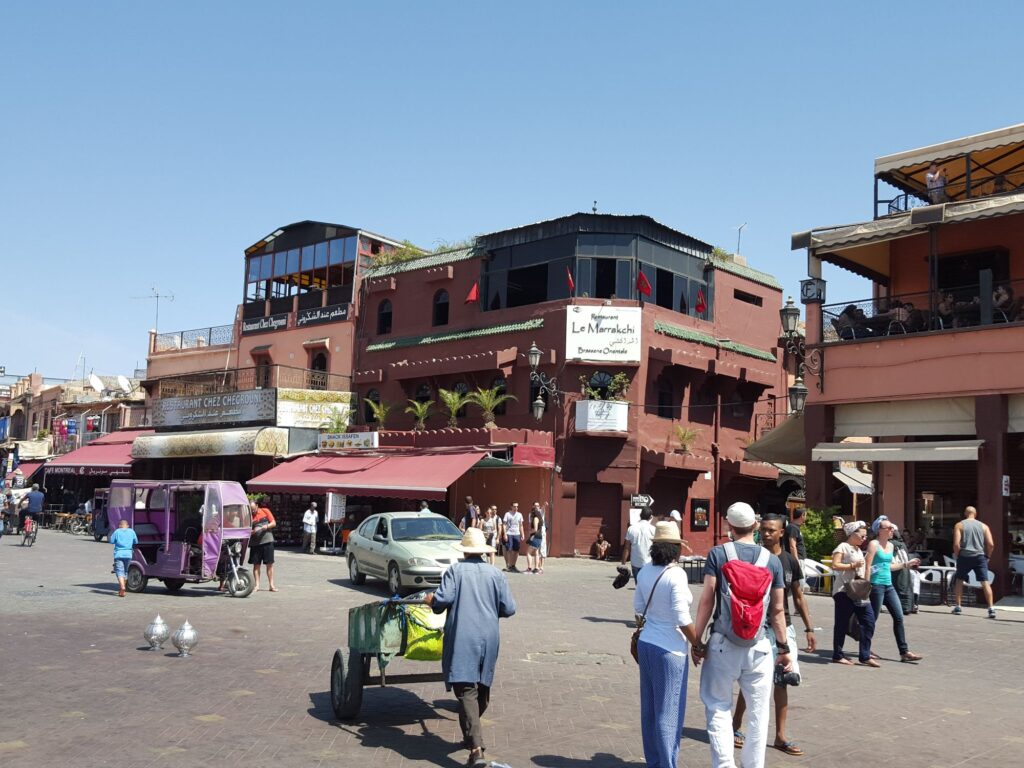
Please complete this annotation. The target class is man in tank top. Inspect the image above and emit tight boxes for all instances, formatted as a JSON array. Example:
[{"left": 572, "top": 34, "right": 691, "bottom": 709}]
[{"left": 952, "top": 506, "right": 995, "bottom": 618}]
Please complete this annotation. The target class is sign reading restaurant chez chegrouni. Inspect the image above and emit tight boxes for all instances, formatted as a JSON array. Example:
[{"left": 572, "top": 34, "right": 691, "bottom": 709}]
[
  {"left": 153, "top": 387, "right": 354, "bottom": 429},
  {"left": 565, "top": 305, "right": 641, "bottom": 363},
  {"left": 241, "top": 312, "right": 289, "bottom": 335}
]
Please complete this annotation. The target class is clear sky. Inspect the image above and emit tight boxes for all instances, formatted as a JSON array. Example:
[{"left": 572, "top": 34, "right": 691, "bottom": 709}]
[{"left": 2, "top": 1, "right": 1021, "bottom": 381}]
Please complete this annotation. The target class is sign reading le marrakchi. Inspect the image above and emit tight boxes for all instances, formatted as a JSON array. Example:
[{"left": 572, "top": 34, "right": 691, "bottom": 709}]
[
  {"left": 297, "top": 303, "right": 349, "bottom": 327},
  {"left": 565, "top": 306, "right": 641, "bottom": 363},
  {"left": 241, "top": 312, "right": 289, "bottom": 335}
]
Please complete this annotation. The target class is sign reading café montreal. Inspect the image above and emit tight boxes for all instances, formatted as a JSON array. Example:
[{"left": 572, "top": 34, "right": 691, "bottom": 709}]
[{"left": 565, "top": 305, "right": 642, "bottom": 362}]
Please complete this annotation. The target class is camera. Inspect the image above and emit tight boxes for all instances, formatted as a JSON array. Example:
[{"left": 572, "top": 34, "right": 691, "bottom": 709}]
[{"left": 773, "top": 663, "right": 801, "bottom": 687}]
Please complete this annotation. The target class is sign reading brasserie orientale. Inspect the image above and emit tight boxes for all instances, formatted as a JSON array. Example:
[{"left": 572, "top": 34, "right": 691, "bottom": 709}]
[
  {"left": 241, "top": 312, "right": 289, "bottom": 335},
  {"left": 565, "top": 305, "right": 642, "bottom": 362},
  {"left": 296, "top": 303, "right": 349, "bottom": 327},
  {"left": 153, "top": 389, "right": 278, "bottom": 428}
]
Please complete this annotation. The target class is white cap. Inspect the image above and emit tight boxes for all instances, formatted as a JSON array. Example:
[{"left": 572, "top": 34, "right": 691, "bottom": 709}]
[
  {"left": 726, "top": 502, "right": 756, "bottom": 528},
  {"left": 669, "top": 509, "right": 682, "bottom": 522}
]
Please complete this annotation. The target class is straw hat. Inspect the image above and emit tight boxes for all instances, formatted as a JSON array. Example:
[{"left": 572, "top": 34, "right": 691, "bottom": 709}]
[
  {"left": 453, "top": 527, "right": 496, "bottom": 555},
  {"left": 652, "top": 521, "right": 682, "bottom": 544}
]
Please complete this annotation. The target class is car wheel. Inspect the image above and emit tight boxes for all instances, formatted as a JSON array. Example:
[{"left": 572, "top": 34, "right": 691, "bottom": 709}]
[
  {"left": 387, "top": 562, "right": 402, "bottom": 595},
  {"left": 348, "top": 556, "right": 366, "bottom": 585},
  {"left": 126, "top": 564, "right": 148, "bottom": 593}
]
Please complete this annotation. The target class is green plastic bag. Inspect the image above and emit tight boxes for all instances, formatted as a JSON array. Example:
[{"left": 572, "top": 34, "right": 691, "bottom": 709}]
[{"left": 404, "top": 604, "right": 445, "bottom": 661}]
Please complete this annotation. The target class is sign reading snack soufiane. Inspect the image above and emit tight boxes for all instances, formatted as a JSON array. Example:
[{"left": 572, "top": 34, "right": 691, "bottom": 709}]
[
  {"left": 565, "top": 305, "right": 642, "bottom": 363},
  {"left": 241, "top": 313, "right": 289, "bottom": 335},
  {"left": 296, "top": 303, "right": 349, "bottom": 327}
]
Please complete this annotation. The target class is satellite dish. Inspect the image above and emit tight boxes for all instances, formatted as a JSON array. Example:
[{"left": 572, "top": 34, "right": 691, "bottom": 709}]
[
  {"left": 89, "top": 373, "right": 105, "bottom": 394},
  {"left": 117, "top": 375, "right": 132, "bottom": 394}
]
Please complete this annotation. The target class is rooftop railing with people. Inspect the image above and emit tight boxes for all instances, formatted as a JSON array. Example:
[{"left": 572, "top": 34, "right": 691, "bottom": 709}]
[
  {"left": 877, "top": 169, "right": 1024, "bottom": 218},
  {"left": 821, "top": 279, "right": 1024, "bottom": 345}
]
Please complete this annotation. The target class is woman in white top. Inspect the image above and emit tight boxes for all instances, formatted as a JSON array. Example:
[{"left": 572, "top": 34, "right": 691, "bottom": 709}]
[
  {"left": 479, "top": 506, "right": 498, "bottom": 566},
  {"left": 633, "top": 521, "right": 699, "bottom": 768},
  {"left": 830, "top": 521, "right": 878, "bottom": 666}
]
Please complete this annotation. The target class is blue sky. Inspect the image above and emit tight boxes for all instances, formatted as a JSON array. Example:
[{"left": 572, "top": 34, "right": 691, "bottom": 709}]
[{"left": 2, "top": 1, "right": 1021, "bottom": 380}]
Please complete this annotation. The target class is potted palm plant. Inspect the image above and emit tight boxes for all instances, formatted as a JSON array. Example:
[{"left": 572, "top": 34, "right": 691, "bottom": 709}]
[
  {"left": 438, "top": 387, "right": 471, "bottom": 428},
  {"left": 576, "top": 372, "right": 631, "bottom": 432},
  {"left": 365, "top": 399, "right": 393, "bottom": 430},
  {"left": 404, "top": 399, "right": 435, "bottom": 431},
  {"left": 467, "top": 386, "right": 517, "bottom": 429},
  {"left": 674, "top": 425, "right": 701, "bottom": 453}
]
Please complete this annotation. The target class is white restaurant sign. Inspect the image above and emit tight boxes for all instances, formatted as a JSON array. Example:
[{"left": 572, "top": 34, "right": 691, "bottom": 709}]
[
  {"left": 275, "top": 388, "right": 354, "bottom": 429},
  {"left": 565, "top": 305, "right": 642, "bottom": 363},
  {"left": 318, "top": 431, "right": 379, "bottom": 450}
]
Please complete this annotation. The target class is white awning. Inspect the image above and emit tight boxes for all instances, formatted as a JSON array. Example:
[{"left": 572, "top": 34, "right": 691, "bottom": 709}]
[
  {"left": 833, "top": 468, "right": 873, "bottom": 495},
  {"left": 812, "top": 439, "right": 983, "bottom": 463},
  {"left": 132, "top": 427, "right": 290, "bottom": 459},
  {"left": 875, "top": 123, "right": 1024, "bottom": 174},
  {"left": 834, "top": 398, "right": 975, "bottom": 438}
]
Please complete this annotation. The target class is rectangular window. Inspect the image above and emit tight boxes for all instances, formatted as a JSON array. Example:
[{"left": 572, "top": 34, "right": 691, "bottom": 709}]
[
  {"left": 282, "top": 249, "right": 297, "bottom": 275},
  {"left": 656, "top": 268, "right": 673, "bottom": 309},
  {"left": 690, "top": 281, "right": 710, "bottom": 319},
  {"left": 616, "top": 259, "right": 632, "bottom": 299},
  {"left": 594, "top": 259, "right": 617, "bottom": 298},
  {"left": 674, "top": 274, "right": 689, "bottom": 313},
  {"left": 272, "top": 253, "right": 287, "bottom": 278},
  {"left": 734, "top": 289, "right": 763, "bottom": 307},
  {"left": 507, "top": 264, "right": 548, "bottom": 308},
  {"left": 247, "top": 256, "right": 260, "bottom": 282},
  {"left": 484, "top": 270, "right": 506, "bottom": 310},
  {"left": 300, "top": 245, "right": 314, "bottom": 272},
  {"left": 329, "top": 238, "right": 346, "bottom": 265},
  {"left": 576, "top": 258, "right": 592, "bottom": 297},
  {"left": 314, "top": 241, "right": 328, "bottom": 269}
]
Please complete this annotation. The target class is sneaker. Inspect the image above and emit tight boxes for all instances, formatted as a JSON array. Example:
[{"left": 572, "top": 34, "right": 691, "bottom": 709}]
[
  {"left": 988, "top": 608, "right": 997, "bottom": 619},
  {"left": 951, "top": 606, "right": 962, "bottom": 615}
]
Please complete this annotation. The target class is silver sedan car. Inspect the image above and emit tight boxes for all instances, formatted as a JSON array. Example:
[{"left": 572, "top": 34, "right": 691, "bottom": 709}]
[{"left": 347, "top": 511, "right": 463, "bottom": 594}]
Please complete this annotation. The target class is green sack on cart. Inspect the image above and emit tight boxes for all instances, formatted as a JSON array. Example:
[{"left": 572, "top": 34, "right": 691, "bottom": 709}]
[{"left": 404, "top": 604, "right": 445, "bottom": 661}]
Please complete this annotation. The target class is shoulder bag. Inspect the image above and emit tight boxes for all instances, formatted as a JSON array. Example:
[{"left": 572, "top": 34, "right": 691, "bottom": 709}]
[
  {"left": 630, "top": 565, "right": 675, "bottom": 664},
  {"left": 839, "top": 545, "right": 871, "bottom": 601}
]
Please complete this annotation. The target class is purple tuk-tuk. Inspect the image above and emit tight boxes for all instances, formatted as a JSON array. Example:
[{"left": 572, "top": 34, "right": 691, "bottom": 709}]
[{"left": 107, "top": 479, "right": 256, "bottom": 597}]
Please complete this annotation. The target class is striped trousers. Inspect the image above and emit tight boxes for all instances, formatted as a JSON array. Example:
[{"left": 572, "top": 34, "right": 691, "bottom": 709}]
[{"left": 638, "top": 639, "right": 690, "bottom": 768}]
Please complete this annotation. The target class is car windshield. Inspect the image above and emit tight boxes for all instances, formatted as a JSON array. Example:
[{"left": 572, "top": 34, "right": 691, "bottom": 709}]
[{"left": 390, "top": 517, "right": 462, "bottom": 541}]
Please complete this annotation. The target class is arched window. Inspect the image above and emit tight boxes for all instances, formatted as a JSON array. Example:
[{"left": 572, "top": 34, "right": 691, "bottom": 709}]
[
  {"left": 492, "top": 375, "right": 508, "bottom": 416},
  {"left": 432, "top": 289, "right": 450, "bottom": 326},
  {"left": 377, "top": 299, "right": 393, "bottom": 335},
  {"left": 454, "top": 381, "right": 469, "bottom": 417},
  {"left": 416, "top": 383, "right": 433, "bottom": 404},
  {"left": 587, "top": 370, "right": 613, "bottom": 399},
  {"left": 364, "top": 389, "right": 380, "bottom": 423}
]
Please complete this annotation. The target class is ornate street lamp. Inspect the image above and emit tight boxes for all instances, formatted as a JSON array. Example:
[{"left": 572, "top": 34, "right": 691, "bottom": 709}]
[
  {"left": 788, "top": 376, "right": 808, "bottom": 415},
  {"left": 779, "top": 296, "right": 801, "bottom": 336},
  {"left": 527, "top": 341, "right": 560, "bottom": 421},
  {"left": 778, "top": 297, "right": 823, "bottom": 410}
]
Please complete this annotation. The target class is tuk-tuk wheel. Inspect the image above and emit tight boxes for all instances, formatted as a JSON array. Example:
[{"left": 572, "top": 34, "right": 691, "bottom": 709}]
[
  {"left": 125, "top": 564, "right": 148, "bottom": 593},
  {"left": 227, "top": 568, "right": 255, "bottom": 598},
  {"left": 330, "top": 648, "right": 366, "bottom": 720},
  {"left": 164, "top": 579, "right": 185, "bottom": 594}
]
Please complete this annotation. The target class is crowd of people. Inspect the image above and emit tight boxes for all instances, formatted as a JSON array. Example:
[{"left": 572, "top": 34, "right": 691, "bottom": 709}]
[{"left": 454, "top": 496, "right": 548, "bottom": 574}]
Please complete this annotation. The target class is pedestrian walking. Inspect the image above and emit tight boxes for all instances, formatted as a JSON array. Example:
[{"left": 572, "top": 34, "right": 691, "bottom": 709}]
[
  {"left": 830, "top": 521, "right": 876, "bottom": 666},
  {"left": 302, "top": 501, "right": 318, "bottom": 554},
  {"left": 865, "top": 518, "right": 922, "bottom": 662},
  {"left": 501, "top": 502, "right": 524, "bottom": 572},
  {"left": 525, "top": 502, "right": 546, "bottom": 574},
  {"left": 621, "top": 508, "right": 656, "bottom": 583},
  {"left": 109, "top": 518, "right": 138, "bottom": 598},
  {"left": 783, "top": 508, "right": 807, "bottom": 562},
  {"left": 479, "top": 506, "right": 499, "bottom": 566},
  {"left": 425, "top": 527, "right": 516, "bottom": 767},
  {"left": 951, "top": 505, "right": 996, "bottom": 618},
  {"left": 461, "top": 496, "right": 479, "bottom": 532},
  {"left": 634, "top": 521, "right": 699, "bottom": 768},
  {"left": 691, "top": 502, "right": 790, "bottom": 768},
  {"left": 732, "top": 515, "right": 816, "bottom": 757},
  {"left": 249, "top": 499, "right": 278, "bottom": 592}
]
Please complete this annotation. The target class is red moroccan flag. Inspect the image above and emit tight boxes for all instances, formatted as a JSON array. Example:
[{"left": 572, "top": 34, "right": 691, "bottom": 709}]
[
  {"left": 696, "top": 287, "right": 707, "bottom": 314},
  {"left": 566, "top": 265, "right": 575, "bottom": 294},
  {"left": 636, "top": 270, "right": 652, "bottom": 297},
  {"left": 465, "top": 281, "right": 480, "bottom": 304}
]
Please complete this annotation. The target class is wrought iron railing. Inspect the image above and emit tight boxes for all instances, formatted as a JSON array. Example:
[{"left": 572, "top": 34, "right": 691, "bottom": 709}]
[
  {"left": 154, "top": 364, "right": 348, "bottom": 398},
  {"left": 753, "top": 408, "right": 791, "bottom": 440},
  {"left": 877, "top": 169, "right": 1024, "bottom": 218},
  {"left": 153, "top": 324, "right": 234, "bottom": 353},
  {"left": 821, "top": 278, "right": 1024, "bottom": 344}
]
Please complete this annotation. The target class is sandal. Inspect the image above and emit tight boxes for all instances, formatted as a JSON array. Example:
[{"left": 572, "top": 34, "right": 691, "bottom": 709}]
[
  {"left": 857, "top": 658, "right": 881, "bottom": 668},
  {"left": 733, "top": 730, "right": 744, "bottom": 748},
  {"left": 773, "top": 740, "right": 804, "bottom": 756},
  {"left": 900, "top": 651, "right": 923, "bottom": 662},
  {"left": 466, "top": 747, "right": 485, "bottom": 767},
  {"left": 832, "top": 657, "right": 854, "bottom": 665}
]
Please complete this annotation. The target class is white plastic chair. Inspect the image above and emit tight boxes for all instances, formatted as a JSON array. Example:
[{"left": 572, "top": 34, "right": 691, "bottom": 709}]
[
  {"left": 943, "top": 555, "right": 957, "bottom": 567},
  {"left": 801, "top": 559, "right": 833, "bottom": 593}
]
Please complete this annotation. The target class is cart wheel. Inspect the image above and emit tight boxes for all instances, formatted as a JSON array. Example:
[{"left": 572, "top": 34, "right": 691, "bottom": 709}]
[
  {"left": 228, "top": 568, "right": 255, "bottom": 598},
  {"left": 126, "top": 564, "right": 148, "bottom": 593},
  {"left": 330, "top": 648, "right": 365, "bottom": 720},
  {"left": 164, "top": 579, "right": 185, "bottom": 594},
  {"left": 348, "top": 556, "right": 366, "bottom": 585}
]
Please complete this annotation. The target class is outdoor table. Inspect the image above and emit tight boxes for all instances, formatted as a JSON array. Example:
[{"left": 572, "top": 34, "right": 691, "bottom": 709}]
[{"left": 918, "top": 565, "right": 956, "bottom": 605}]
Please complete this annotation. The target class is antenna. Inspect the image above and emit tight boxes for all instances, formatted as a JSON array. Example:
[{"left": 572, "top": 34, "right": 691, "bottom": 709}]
[
  {"left": 89, "top": 373, "right": 105, "bottom": 394},
  {"left": 736, "top": 222, "right": 747, "bottom": 257},
  {"left": 131, "top": 287, "right": 175, "bottom": 331},
  {"left": 592, "top": 200, "right": 598, "bottom": 214},
  {"left": 117, "top": 374, "right": 132, "bottom": 394}
]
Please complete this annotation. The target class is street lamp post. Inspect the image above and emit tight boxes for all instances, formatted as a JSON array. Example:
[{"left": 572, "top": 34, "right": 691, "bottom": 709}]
[
  {"left": 527, "top": 341, "right": 561, "bottom": 551},
  {"left": 779, "top": 296, "right": 822, "bottom": 413}
]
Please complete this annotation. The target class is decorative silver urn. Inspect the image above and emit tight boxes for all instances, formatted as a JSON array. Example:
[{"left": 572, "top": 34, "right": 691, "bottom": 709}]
[
  {"left": 144, "top": 614, "right": 170, "bottom": 651},
  {"left": 171, "top": 620, "right": 199, "bottom": 657}
]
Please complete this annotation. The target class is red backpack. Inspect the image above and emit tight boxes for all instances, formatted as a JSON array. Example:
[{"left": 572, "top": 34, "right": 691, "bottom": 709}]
[{"left": 718, "top": 541, "right": 773, "bottom": 646}]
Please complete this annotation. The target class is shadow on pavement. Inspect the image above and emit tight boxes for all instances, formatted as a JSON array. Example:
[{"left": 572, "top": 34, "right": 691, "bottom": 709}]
[
  {"left": 682, "top": 726, "right": 710, "bottom": 743},
  {"left": 307, "top": 688, "right": 463, "bottom": 766},
  {"left": 73, "top": 582, "right": 226, "bottom": 598},
  {"left": 326, "top": 578, "right": 393, "bottom": 598},
  {"left": 581, "top": 615, "right": 634, "bottom": 626},
  {"left": 533, "top": 752, "right": 645, "bottom": 767}
]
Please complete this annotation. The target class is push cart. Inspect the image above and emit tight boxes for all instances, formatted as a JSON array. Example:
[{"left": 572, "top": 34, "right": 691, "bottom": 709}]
[{"left": 330, "top": 595, "right": 446, "bottom": 720}]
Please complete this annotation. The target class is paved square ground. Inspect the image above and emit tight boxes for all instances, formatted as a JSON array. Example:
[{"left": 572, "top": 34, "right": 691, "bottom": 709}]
[{"left": 1, "top": 531, "right": 1022, "bottom": 768}]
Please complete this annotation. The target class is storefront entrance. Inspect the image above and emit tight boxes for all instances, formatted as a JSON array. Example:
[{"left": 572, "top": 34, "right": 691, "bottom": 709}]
[{"left": 575, "top": 482, "right": 622, "bottom": 557}]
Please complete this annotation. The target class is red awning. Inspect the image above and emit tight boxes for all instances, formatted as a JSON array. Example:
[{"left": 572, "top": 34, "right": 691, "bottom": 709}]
[
  {"left": 246, "top": 451, "right": 484, "bottom": 500},
  {"left": 45, "top": 440, "right": 137, "bottom": 477},
  {"left": 6, "top": 461, "right": 44, "bottom": 482}
]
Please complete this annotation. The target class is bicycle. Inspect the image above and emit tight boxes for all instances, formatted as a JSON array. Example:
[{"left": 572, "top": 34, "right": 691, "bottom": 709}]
[
  {"left": 22, "top": 517, "right": 38, "bottom": 547},
  {"left": 69, "top": 513, "right": 91, "bottom": 536}
]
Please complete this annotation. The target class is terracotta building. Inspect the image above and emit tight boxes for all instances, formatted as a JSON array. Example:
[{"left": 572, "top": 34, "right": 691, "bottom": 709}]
[{"left": 793, "top": 123, "right": 1024, "bottom": 595}]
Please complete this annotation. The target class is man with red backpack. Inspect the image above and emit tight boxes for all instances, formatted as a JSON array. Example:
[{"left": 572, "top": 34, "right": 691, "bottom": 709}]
[{"left": 691, "top": 502, "right": 791, "bottom": 768}]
